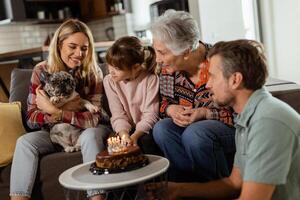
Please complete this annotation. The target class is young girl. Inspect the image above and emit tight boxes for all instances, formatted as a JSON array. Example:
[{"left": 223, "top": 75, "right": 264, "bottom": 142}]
[{"left": 104, "top": 36, "right": 160, "bottom": 152}]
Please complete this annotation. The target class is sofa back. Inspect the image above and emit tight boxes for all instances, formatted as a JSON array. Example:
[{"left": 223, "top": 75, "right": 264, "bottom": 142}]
[
  {"left": 266, "top": 77, "right": 300, "bottom": 113},
  {"left": 9, "top": 69, "right": 300, "bottom": 124},
  {"left": 9, "top": 68, "right": 32, "bottom": 113}
]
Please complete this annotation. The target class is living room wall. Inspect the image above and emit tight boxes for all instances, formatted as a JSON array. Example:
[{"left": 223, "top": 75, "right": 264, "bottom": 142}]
[
  {"left": 191, "top": 0, "right": 300, "bottom": 84},
  {"left": 259, "top": 0, "right": 300, "bottom": 84}
]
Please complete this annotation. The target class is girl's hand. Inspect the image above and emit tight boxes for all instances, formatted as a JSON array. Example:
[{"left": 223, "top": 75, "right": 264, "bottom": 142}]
[
  {"left": 36, "top": 85, "right": 59, "bottom": 115},
  {"left": 130, "top": 131, "right": 145, "bottom": 146},
  {"left": 118, "top": 130, "right": 132, "bottom": 146}
]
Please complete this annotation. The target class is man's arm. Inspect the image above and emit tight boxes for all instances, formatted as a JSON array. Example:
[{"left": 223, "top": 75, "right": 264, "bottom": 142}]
[
  {"left": 169, "top": 167, "right": 242, "bottom": 199},
  {"left": 238, "top": 182, "right": 275, "bottom": 200}
]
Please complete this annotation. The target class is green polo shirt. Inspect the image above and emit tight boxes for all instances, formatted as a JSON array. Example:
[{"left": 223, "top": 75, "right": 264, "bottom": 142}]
[{"left": 234, "top": 87, "right": 300, "bottom": 200}]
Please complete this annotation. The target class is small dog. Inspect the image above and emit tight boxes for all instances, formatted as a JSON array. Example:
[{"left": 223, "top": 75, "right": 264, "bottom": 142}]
[{"left": 41, "top": 71, "right": 99, "bottom": 152}]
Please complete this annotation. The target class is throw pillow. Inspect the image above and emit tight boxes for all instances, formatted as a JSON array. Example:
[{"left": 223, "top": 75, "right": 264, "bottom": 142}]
[{"left": 0, "top": 101, "right": 26, "bottom": 167}]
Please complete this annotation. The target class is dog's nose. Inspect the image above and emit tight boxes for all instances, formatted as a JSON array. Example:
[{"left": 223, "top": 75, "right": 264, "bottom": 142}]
[{"left": 51, "top": 97, "right": 60, "bottom": 105}]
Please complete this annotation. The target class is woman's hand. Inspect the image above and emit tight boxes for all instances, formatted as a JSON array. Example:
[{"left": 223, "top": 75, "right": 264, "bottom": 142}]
[
  {"left": 61, "top": 95, "right": 83, "bottom": 112},
  {"left": 168, "top": 105, "right": 208, "bottom": 127},
  {"left": 181, "top": 107, "right": 208, "bottom": 124},
  {"left": 130, "top": 131, "right": 145, "bottom": 146},
  {"left": 166, "top": 105, "right": 185, "bottom": 118},
  {"left": 35, "top": 85, "right": 59, "bottom": 115},
  {"left": 167, "top": 105, "right": 191, "bottom": 127}
]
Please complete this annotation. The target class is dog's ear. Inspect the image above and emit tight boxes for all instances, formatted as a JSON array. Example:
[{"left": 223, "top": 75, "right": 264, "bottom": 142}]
[{"left": 40, "top": 70, "right": 50, "bottom": 85}]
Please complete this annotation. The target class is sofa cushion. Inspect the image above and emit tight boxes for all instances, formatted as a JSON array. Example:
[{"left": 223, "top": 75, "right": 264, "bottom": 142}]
[
  {"left": 9, "top": 68, "right": 33, "bottom": 132},
  {"left": 9, "top": 68, "right": 32, "bottom": 113},
  {"left": 0, "top": 102, "right": 26, "bottom": 167}
]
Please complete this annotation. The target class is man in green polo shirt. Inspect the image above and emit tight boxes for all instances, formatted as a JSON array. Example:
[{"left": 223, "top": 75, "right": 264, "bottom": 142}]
[{"left": 160, "top": 40, "right": 300, "bottom": 200}]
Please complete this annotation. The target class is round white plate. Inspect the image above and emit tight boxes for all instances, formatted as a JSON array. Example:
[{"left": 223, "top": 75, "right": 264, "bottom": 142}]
[{"left": 59, "top": 154, "right": 169, "bottom": 190}]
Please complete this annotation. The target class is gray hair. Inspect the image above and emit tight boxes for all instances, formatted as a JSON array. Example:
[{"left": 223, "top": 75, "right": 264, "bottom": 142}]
[{"left": 150, "top": 9, "right": 201, "bottom": 55}]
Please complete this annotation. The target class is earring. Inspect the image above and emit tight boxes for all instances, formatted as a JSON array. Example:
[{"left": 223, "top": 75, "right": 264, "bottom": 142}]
[{"left": 184, "top": 56, "right": 188, "bottom": 60}]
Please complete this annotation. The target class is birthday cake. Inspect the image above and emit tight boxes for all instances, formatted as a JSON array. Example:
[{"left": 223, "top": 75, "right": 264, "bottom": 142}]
[{"left": 92, "top": 136, "right": 149, "bottom": 174}]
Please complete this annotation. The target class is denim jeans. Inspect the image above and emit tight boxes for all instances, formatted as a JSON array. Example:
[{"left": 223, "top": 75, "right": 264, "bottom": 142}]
[
  {"left": 153, "top": 118, "right": 235, "bottom": 182},
  {"left": 10, "top": 124, "right": 111, "bottom": 198}
]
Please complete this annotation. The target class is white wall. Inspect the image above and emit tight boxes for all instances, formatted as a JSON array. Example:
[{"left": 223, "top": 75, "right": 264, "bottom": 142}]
[
  {"left": 197, "top": 0, "right": 245, "bottom": 43},
  {"left": 192, "top": 0, "right": 300, "bottom": 83},
  {"left": 188, "top": 0, "right": 201, "bottom": 31},
  {"left": 260, "top": 0, "right": 300, "bottom": 83},
  {"left": 131, "top": 0, "right": 154, "bottom": 31}
]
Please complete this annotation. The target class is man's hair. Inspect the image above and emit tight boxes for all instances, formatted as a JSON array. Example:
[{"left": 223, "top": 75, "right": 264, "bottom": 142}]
[
  {"left": 208, "top": 39, "right": 268, "bottom": 90},
  {"left": 150, "top": 9, "right": 200, "bottom": 55}
]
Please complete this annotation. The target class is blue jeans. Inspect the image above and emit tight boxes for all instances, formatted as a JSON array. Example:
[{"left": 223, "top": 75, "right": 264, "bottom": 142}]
[
  {"left": 153, "top": 118, "right": 235, "bottom": 182},
  {"left": 10, "top": 125, "right": 111, "bottom": 198}
]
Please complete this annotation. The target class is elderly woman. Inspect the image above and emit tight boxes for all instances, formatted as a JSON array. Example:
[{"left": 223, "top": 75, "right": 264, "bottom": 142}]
[{"left": 151, "top": 10, "right": 236, "bottom": 182}]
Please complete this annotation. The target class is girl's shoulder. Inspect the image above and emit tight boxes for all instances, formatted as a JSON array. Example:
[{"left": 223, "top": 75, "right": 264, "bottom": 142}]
[
  {"left": 103, "top": 73, "right": 112, "bottom": 82},
  {"left": 146, "top": 73, "right": 159, "bottom": 81},
  {"left": 137, "top": 73, "right": 159, "bottom": 87},
  {"left": 103, "top": 74, "right": 116, "bottom": 88}
]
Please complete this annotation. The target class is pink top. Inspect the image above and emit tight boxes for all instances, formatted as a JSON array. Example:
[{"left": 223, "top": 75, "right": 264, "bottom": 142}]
[{"left": 103, "top": 72, "right": 159, "bottom": 134}]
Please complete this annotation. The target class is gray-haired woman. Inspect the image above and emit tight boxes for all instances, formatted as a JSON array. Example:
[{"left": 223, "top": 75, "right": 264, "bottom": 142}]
[{"left": 151, "top": 9, "right": 236, "bottom": 182}]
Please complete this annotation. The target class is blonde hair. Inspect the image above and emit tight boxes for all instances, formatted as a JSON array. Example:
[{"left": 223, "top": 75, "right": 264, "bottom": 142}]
[{"left": 47, "top": 19, "right": 101, "bottom": 81}]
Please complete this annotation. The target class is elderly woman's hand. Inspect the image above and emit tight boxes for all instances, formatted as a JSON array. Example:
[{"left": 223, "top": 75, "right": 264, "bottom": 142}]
[
  {"left": 181, "top": 107, "right": 208, "bottom": 124},
  {"left": 167, "top": 105, "right": 192, "bottom": 127},
  {"left": 35, "top": 85, "right": 59, "bottom": 115}
]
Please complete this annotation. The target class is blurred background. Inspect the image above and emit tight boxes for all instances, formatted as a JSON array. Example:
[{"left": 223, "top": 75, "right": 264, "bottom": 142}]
[{"left": 0, "top": 0, "right": 299, "bottom": 101}]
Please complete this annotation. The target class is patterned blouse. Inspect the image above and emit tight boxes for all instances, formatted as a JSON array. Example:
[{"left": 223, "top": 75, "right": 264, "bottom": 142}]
[
  {"left": 26, "top": 61, "right": 105, "bottom": 130},
  {"left": 159, "top": 43, "right": 234, "bottom": 126}
]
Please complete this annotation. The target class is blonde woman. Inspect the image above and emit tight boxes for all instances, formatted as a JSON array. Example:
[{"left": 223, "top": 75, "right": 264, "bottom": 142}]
[{"left": 10, "top": 19, "right": 110, "bottom": 200}]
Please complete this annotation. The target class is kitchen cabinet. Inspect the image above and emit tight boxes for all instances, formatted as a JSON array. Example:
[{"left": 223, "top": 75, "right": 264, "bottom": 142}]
[
  {"left": 1, "top": 0, "right": 80, "bottom": 23},
  {"left": 1, "top": 0, "right": 131, "bottom": 24},
  {"left": 80, "top": 0, "right": 107, "bottom": 20},
  {"left": 24, "top": 0, "right": 80, "bottom": 21},
  {"left": 80, "top": 0, "right": 131, "bottom": 21}
]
